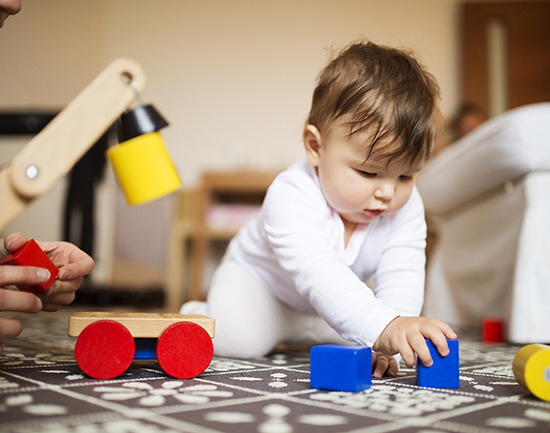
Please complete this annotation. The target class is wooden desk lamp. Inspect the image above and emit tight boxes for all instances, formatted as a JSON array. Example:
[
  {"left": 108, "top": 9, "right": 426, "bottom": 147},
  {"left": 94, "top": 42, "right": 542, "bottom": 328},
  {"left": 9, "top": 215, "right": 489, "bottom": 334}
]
[{"left": 0, "top": 58, "right": 181, "bottom": 231}]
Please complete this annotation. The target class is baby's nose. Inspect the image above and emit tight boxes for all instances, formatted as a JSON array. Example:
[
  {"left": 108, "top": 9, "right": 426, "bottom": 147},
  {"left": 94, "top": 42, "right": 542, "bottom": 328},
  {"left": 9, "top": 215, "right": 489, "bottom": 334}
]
[{"left": 374, "top": 181, "right": 394, "bottom": 201}]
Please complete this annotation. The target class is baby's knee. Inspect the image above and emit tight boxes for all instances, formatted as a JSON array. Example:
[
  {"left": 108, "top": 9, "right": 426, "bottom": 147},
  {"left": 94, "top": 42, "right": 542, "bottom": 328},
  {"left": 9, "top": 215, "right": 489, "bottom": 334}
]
[
  {"left": 211, "top": 312, "right": 282, "bottom": 359},
  {"left": 213, "top": 334, "right": 273, "bottom": 359}
]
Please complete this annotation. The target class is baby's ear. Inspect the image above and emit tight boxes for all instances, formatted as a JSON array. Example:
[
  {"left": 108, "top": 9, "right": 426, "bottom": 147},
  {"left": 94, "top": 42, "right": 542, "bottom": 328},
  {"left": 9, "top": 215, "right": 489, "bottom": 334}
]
[{"left": 303, "top": 124, "right": 323, "bottom": 167}]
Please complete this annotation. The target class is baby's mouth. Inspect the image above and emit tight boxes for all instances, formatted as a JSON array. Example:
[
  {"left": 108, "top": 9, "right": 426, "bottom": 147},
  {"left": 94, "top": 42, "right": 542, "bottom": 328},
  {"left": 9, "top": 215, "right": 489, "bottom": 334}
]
[{"left": 364, "top": 208, "right": 386, "bottom": 218}]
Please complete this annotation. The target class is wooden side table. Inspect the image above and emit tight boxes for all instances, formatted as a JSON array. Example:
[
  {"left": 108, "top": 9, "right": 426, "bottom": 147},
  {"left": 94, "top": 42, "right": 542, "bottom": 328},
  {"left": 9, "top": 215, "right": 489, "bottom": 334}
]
[{"left": 165, "top": 170, "right": 279, "bottom": 309}]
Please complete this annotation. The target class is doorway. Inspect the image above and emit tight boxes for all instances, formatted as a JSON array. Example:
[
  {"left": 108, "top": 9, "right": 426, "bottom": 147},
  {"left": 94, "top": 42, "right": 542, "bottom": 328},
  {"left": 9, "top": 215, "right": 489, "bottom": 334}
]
[{"left": 461, "top": 1, "right": 550, "bottom": 117}]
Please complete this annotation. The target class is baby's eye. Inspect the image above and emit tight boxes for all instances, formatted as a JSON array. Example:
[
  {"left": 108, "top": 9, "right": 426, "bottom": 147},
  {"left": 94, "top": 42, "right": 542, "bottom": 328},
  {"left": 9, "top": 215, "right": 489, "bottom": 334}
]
[
  {"left": 358, "top": 170, "right": 377, "bottom": 178},
  {"left": 399, "top": 175, "right": 414, "bottom": 181}
]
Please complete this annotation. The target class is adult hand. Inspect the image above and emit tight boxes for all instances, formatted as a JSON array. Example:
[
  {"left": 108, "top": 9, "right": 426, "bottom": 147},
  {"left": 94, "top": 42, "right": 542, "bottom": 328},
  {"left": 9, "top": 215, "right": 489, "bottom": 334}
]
[
  {"left": 0, "top": 288, "right": 43, "bottom": 354},
  {"left": 0, "top": 233, "right": 46, "bottom": 354},
  {"left": 33, "top": 237, "right": 94, "bottom": 311},
  {"left": 0, "top": 232, "right": 94, "bottom": 353}
]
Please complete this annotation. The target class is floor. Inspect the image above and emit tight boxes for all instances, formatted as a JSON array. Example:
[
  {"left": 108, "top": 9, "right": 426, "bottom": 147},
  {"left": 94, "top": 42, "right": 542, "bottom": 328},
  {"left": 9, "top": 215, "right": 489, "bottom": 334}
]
[{"left": 0, "top": 309, "right": 549, "bottom": 433}]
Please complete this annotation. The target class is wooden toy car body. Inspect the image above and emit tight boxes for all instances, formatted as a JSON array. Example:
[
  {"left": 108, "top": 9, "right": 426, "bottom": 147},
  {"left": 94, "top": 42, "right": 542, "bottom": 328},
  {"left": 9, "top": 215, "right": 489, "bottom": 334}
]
[{"left": 69, "top": 312, "right": 215, "bottom": 380}]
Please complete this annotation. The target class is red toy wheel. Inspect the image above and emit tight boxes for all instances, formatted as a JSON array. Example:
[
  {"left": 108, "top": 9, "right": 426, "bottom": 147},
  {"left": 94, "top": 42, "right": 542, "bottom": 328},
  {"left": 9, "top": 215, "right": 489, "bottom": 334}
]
[
  {"left": 75, "top": 320, "right": 135, "bottom": 379},
  {"left": 157, "top": 322, "right": 213, "bottom": 379}
]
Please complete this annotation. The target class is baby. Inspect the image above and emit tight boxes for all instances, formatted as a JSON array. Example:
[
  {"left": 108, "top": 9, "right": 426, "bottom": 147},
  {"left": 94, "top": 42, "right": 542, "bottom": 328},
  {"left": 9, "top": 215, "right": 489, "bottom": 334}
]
[{"left": 182, "top": 41, "right": 456, "bottom": 377}]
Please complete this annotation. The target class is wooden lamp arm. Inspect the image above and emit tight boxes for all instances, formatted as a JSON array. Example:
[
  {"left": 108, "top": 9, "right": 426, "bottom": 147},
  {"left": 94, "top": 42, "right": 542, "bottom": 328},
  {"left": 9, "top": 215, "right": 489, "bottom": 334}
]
[{"left": 0, "top": 58, "right": 147, "bottom": 231}]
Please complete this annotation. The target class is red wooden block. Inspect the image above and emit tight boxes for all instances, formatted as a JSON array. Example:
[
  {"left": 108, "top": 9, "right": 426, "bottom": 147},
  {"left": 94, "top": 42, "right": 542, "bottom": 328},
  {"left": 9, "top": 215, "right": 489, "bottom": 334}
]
[
  {"left": 75, "top": 320, "right": 135, "bottom": 379},
  {"left": 0, "top": 239, "right": 59, "bottom": 294},
  {"left": 482, "top": 318, "right": 504, "bottom": 343},
  {"left": 157, "top": 321, "right": 213, "bottom": 379}
]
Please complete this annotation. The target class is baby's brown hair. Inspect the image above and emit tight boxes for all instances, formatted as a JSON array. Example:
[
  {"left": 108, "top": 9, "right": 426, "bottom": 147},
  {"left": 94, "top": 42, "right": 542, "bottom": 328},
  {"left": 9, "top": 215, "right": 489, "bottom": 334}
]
[{"left": 307, "top": 41, "right": 442, "bottom": 166}]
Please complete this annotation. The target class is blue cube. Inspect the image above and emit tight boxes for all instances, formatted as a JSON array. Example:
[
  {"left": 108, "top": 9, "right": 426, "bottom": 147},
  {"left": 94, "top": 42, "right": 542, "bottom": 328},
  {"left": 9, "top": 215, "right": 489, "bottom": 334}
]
[
  {"left": 134, "top": 338, "right": 157, "bottom": 359},
  {"left": 417, "top": 339, "right": 459, "bottom": 388},
  {"left": 310, "top": 344, "right": 372, "bottom": 392}
]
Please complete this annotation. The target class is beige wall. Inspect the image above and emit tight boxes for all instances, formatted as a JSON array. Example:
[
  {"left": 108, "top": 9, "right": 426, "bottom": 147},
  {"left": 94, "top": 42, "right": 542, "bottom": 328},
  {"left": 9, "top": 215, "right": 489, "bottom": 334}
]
[{"left": 0, "top": 0, "right": 461, "bottom": 266}]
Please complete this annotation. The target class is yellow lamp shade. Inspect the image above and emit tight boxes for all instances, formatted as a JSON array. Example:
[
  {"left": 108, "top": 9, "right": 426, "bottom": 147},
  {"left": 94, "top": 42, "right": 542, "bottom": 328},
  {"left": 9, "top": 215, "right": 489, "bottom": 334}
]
[{"left": 107, "top": 132, "right": 181, "bottom": 205}]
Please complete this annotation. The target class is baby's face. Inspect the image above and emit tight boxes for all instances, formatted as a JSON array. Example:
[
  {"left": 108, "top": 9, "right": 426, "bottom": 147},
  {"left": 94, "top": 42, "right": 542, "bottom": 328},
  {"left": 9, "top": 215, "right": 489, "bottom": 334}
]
[{"left": 311, "top": 123, "right": 422, "bottom": 227}]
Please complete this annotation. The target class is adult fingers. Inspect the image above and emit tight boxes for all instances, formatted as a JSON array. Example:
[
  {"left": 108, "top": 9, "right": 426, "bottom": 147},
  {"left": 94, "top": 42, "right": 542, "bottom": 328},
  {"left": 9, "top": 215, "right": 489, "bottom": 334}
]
[
  {"left": 41, "top": 291, "right": 75, "bottom": 311},
  {"left": 40, "top": 278, "right": 78, "bottom": 311},
  {"left": 0, "top": 317, "right": 23, "bottom": 339},
  {"left": 58, "top": 258, "right": 94, "bottom": 282},
  {"left": 0, "top": 289, "right": 42, "bottom": 313},
  {"left": 41, "top": 278, "right": 79, "bottom": 306},
  {"left": 37, "top": 241, "right": 94, "bottom": 281},
  {"left": 41, "top": 303, "right": 61, "bottom": 312},
  {"left": 0, "top": 266, "right": 51, "bottom": 287},
  {"left": 0, "top": 232, "right": 28, "bottom": 257}
]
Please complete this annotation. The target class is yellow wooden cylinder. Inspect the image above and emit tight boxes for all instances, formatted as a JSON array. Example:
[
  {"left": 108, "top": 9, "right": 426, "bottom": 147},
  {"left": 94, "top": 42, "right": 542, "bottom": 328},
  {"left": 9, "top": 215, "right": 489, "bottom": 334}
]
[
  {"left": 512, "top": 343, "right": 550, "bottom": 401},
  {"left": 107, "top": 132, "right": 181, "bottom": 205}
]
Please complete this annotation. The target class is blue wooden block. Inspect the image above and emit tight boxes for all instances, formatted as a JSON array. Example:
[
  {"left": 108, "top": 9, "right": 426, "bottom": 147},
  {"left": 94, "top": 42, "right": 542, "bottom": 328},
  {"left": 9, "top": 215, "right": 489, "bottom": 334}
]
[
  {"left": 310, "top": 344, "right": 372, "bottom": 392},
  {"left": 417, "top": 339, "right": 459, "bottom": 388},
  {"left": 134, "top": 338, "right": 158, "bottom": 359}
]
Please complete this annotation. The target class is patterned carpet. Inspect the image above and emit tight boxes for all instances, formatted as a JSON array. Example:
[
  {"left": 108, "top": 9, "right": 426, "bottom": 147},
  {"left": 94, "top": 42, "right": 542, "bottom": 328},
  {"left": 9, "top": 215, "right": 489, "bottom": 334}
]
[{"left": 1, "top": 310, "right": 549, "bottom": 433}]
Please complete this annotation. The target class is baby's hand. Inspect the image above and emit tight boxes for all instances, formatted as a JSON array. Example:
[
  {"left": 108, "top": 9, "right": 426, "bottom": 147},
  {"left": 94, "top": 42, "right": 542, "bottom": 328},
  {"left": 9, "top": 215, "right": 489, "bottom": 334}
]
[
  {"left": 372, "top": 352, "right": 398, "bottom": 378},
  {"left": 373, "top": 316, "right": 457, "bottom": 368}
]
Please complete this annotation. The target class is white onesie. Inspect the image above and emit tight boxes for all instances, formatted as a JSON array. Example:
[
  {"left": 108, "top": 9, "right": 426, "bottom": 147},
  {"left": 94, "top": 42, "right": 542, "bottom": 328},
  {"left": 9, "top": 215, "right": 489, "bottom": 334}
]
[{"left": 182, "top": 159, "right": 427, "bottom": 358}]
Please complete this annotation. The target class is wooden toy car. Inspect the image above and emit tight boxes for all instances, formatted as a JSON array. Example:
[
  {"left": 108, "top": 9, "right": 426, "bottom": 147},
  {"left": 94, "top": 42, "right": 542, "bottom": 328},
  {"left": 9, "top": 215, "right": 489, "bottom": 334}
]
[{"left": 69, "top": 312, "right": 215, "bottom": 380}]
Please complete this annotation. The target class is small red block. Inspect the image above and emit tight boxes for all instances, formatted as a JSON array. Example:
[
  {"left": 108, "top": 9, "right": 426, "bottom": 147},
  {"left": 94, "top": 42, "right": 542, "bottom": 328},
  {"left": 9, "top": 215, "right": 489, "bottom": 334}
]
[
  {"left": 157, "top": 322, "right": 213, "bottom": 379},
  {"left": 482, "top": 318, "right": 504, "bottom": 343},
  {"left": 75, "top": 320, "right": 135, "bottom": 379},
  {"left": 0, "top": 239, "right": 59, "bottom": 294}
]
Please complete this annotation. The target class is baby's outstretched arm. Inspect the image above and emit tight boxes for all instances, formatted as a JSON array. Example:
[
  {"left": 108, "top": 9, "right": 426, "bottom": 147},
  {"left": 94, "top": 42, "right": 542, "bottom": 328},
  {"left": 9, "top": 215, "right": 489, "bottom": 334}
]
[{"left": 373, "top": 317, "right": 457, "bottom": 368}]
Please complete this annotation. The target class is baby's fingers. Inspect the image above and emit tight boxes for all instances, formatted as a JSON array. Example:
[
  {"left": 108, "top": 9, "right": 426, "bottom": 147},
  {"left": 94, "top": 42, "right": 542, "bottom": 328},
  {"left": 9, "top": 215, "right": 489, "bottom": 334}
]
[
  {"left": 398, "top": 340, "right": 416, "bottom": 368},
  {"left": 442, "top": 323, "right": 458, "bottom": 340},
  {"left": 372, "top": 353, "right": 399, "bottom": 378},
  {"left": 421, "top": 319, "right": 457, "bottom": 358},
  {"left": 409, "top": 333, "right": 433, "bottom": 367},
  {"left": 372, "top": 354, "right": 389, "bottom": 378},
  {"left": 386, "top": 356, "right": 399, "bottom": 377},
  {"left": 428, "top": 318, "right": 457, "bottom": 339}
]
